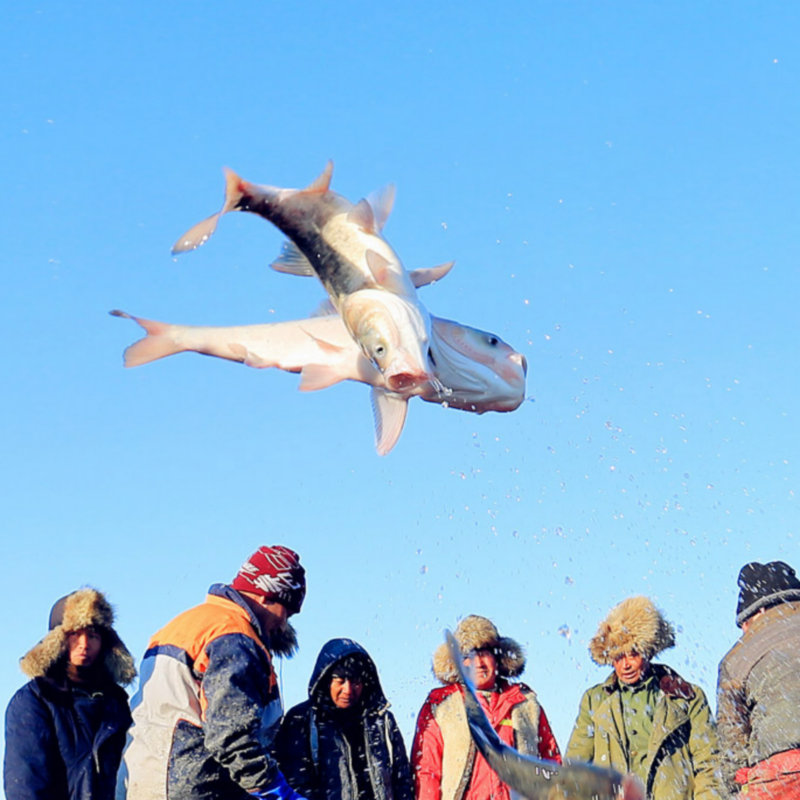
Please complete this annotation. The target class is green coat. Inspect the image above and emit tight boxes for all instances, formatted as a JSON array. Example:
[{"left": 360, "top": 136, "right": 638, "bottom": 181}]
[{"left": 565, "top": 664, "right": 721, "bottom": 800}]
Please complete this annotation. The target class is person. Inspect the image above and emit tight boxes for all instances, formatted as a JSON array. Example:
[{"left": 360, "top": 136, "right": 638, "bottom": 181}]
[
  {"left": 565, "top": 595, "right": 720, "bottom": 800},
  {"left": 412, "top": 615, "right": 561, "bottom": 800},
  {"left": 4, "top": 587, "right": 136, "bottom": 800},
  {"left": 117, "top": 545, "right": 307, "bottom": 800},
  {"left": 716, "top": 560, "right": 800, "bottom": 799},
  {"left": 272, "top": 638, "right": 413, "bottom": 800}
]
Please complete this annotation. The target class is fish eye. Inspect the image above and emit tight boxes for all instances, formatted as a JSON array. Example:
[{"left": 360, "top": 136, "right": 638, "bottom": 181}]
[
  {"left": 374, "top": 344, "right": 386, "bottom": 358},
  {"left": 486, "top": 336, "right": 499, "bottom": 346},
  {"left": 428, "top": 347, "right": 437, "bottom": 367}
]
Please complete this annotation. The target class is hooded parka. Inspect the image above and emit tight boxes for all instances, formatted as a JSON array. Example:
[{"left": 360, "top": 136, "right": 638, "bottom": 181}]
[
  {"left": 3, "top": 588, "right": 136, "bottom": 800},
  {"left": 271, "top": 638, "right": 413, "bottom": 800}
]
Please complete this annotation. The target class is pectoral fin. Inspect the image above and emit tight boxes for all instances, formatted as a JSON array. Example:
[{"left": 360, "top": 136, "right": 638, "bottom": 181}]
[
  {"left": 409, "top": 261, "right": 455, "bottom": 287},
  {"left": 371, "top": 389, "right": 408, "bottom": 455},
  {"left": 366, "top": 184, "right": 396, "bottom": 231},
  {"left": 270, "top": 240, "right": 315, "bottom": 276},
  {"left": 348, "top": 198, "right": 377, "bottom": 233}
]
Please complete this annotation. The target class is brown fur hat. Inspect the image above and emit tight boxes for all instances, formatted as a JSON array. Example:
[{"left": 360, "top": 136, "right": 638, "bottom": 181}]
[
  {"left": 19, "top": 588, "right": 136, "bottom": 686},
  {"left": 589, "top": 595, "right": 676, "bottom": 666},
  {"left": 432, "top": 615, "right": 525, "bottom": 684}
]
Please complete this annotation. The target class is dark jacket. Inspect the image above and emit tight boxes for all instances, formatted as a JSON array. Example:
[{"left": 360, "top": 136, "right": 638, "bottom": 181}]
[
  {"left": 272, "top": 638, "right": 413, "bottom": 800},
  {"left": 716, "top": 600, "right": 800, "bottom": 797},
  {"left": 5, "top": 669, "right": 132, "bottom": 800}
]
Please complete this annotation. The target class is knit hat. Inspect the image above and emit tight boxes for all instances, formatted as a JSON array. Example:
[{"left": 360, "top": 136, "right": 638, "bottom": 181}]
[
  {"left": 736, "top": 560, "right": 800, "bottom": 627},
  {"left": 231, "top": 545, "right": 306, "bottom": 615},
  {"left": 20, "top": 588, "right": 136, "bottom": 685},
  {"left": 432, "top": 615, "right": 525, "bottom": 685},
  {"left": 589, "top": 596, "right": 676, "bottom": 666}
]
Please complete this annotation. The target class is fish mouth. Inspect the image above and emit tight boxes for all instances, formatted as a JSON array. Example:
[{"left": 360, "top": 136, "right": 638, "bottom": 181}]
[
  {"left": 387, "top": 371, "right": 430, "bottom": 392},
  {"left": 510, "top": 352, "right": 527, "bottom": 376}
]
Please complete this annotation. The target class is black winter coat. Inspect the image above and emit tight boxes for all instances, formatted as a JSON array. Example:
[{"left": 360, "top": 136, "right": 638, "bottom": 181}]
[
  {"left": 4, "top": 674, "right": 132, "bottom": 800},
  {"left": 272, "top": 639, "right": 413, "bottom": 800}
]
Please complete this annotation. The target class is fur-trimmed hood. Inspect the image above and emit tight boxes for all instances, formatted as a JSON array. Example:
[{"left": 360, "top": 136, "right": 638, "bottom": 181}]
[
  {"left": 19, "top": 588, "right": 136, "bottom": 686},
  {"left": 589, "top": 595, "right": 675, "bottom": 666},
  {"left": 432, "top": 615, "right": 525, "bottom": 684}
]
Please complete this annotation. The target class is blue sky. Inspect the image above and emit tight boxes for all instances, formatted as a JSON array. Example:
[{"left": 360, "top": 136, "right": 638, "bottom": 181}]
[{"left": 3, "top": 0, "right": 799, "bottom": 754}]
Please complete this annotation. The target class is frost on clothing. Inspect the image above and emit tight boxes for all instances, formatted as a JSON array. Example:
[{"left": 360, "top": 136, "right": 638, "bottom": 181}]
[
  {"left": 3, "top": 588, "right": 135, "bottom": 800},
  {"left": 412, "top": 682, "right": 561, "bottom": 800},
  {"left": 716, "top": 600, "right": 800, "bottom": 799},
  {"left": 566, "top": 665, "right": 720, "bottom": 800},
  {"left": 117, "top": 584, "right": 293, "bottom": 800},
  {"left": 272, "top": 638, "right": 413, "bottom": 800}
]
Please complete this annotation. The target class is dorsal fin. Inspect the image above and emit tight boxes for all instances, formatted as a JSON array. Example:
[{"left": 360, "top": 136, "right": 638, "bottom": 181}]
[
  {"left": 348, "top": 198, "right": 377, "bottom": 233},
  {"left": 366, "top": 184, "right": 396, "bottom": 232},
  {"left": 304, "top": 161, "right": 333, "bottom": 193}
]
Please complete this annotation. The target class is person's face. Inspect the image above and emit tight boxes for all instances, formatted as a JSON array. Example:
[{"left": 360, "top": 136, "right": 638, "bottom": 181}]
[
  {"left": 464, "top": 649, "right": 498, "bottom": 690},
  {"left": 67, "top": 627, "right": 103, "bottom": 668},
  {"left": 241, "top": 592, "right": 290, "bottom": 634},
  {"left": 614, "top": 651, "right": 648, "bottom": 685},
  {"left": 329, "top": 675, "right": 364, "bottom": 709}
]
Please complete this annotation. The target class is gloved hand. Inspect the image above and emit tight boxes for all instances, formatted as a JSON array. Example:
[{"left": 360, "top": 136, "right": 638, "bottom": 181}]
[{"left": 249, "top": 772, "right": 308, "bottom": 800}]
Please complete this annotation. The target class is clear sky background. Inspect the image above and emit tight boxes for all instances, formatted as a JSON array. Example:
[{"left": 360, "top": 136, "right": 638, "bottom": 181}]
[{"left": 3, "top": 0, "right": 799, "bottom": 757}]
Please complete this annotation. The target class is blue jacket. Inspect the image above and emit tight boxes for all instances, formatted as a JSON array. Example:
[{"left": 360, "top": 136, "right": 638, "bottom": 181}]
[{"left": 4, "top": 674, "right": 131, "bottom": 800}]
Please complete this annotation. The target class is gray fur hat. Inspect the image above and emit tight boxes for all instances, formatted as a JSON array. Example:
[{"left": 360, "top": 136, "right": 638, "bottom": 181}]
[
  {"left": 432, "top": 615, "right": 525, "bottom": 684},
  {"left": 589, "top": 596, "right": 676, "bottom": 666},
  {"left": 20, "top": 588, "right": 136, "bottom": 686}
]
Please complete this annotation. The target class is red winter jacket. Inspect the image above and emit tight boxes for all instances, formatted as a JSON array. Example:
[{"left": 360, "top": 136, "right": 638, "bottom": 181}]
[{"left": 411, "top": 682, "right": 561, "bottom": 800}]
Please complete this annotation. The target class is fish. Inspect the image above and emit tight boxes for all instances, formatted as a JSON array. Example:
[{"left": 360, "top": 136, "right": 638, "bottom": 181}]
[
  {"left": 111, "top": 309, "right": 527, "bottom": 456},
  {"left": 445, "top": 632, "right": 645, "bottom": 800},
  {"left": 171, "top": 162, "right": 434, "bottom": 394}
]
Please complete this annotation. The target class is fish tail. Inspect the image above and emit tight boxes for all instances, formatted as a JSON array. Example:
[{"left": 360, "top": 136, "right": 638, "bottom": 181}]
[
  {"left": 110, "top": 310, "right": 184, "bottom": 367},
  {"left": 171, "top": 167, "right": 248, "bottom": 254}
]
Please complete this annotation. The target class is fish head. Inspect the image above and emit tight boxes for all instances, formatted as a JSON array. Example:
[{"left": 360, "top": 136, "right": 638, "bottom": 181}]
[
  {"left": 340, "top": 290, "right": 433, "bottom": 394},
  {"left": 429, "top": 318, "right": 527, "bottom": 411}
]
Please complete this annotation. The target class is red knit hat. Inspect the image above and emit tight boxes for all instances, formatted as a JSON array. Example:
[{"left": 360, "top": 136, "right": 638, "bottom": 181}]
[{"left": 231, "top": 545, "right": 306, "bottom": 615}]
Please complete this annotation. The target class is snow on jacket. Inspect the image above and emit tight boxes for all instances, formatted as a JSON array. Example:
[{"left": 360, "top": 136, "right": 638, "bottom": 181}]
[
  {"left": 716, "top": 600, "right": 800, "bottom": 798},
  {"left": 117, "top": 584, "right": 294, "bottom": 800},
  {"left": 272, "top": 638, "right": 413, "bottom": 800},
  {"left": 411, "top": 681, "right": 561, "bottom": 800},
  {"left": 5, "top": 674, "right": 131, "bottom": 800},
  {"left": 566, "top": 664, "right": 721, "bottom": 800}
]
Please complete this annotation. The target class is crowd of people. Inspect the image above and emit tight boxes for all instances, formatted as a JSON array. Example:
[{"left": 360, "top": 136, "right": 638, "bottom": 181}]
[{"left": 4, "top": 547, "right": 800, "bottom": 800}]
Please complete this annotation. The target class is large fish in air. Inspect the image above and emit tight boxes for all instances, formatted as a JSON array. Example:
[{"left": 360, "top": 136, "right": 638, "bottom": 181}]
[
  {"left": 111, "top": 307, "right": 527, "bottom": 455},
  {"left": 172, "top": 162, "right": 434, "bottom": 394},
  {"left": 445, "top": 632, "right": 644, "bottom": 800}
]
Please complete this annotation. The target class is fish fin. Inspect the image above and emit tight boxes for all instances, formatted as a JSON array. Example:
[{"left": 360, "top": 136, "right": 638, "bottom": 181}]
[
  {"left": 371, "top": 388, "right": 408, "bottom": 455},
  {"left": 304, "top": 160, "right": 333, "bottom": 193},
  {"left": 110, "top": 309, "right": 183, "bottom": 367},
  {"left": 366, "top": 184, "right": 396, "bottom": 231},
  {"left": 270, "top": 240, "right": 315, "bottom": 276},
  {"left": 348, "top": 198, "right": 377, "bottom": 233},
  {"left": 171, "top": 168, "right": 244, "bottom": 254},
  {"left": 299, "top": 363, "right": 346, "bottom": 391},
  {"left": 410, "top": 261, "right": 455, "bottom": 287},
  {"left": 365, "top": 249, "right": 393, "bottom": 284},
  {"left": 310, "top": 300, "right": 337, "bottom": 317}
]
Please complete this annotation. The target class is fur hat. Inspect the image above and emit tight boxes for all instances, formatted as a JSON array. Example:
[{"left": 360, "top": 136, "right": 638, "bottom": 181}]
[
  {"left": 20, "top": 588, "right": 136, "bottom": 686},
  {"left": 589, "top": 596, "right": 676, "bottom": 666},
  {"left": 736, "top": 560, "right": 800, "bottom": 627},
  {"left": 432, "top": 615, "right": 525, "bottom": 684}
]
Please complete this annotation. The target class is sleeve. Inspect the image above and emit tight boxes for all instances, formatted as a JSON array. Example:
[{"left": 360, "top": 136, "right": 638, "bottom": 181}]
[
  {"left": 386, "top": 712, "right": 414, "bottom": 800},
  {"left": 686, "top": 686, "right": 723, "bottom": 800},
  {"left": 715, "top": 658, "right": 750, "bottom": 799},
  {"left": 4, "top": 685, "right": 65, "bottom": 800},
  {"left": 201, "top": 632, "right": 283, "bottom": 792},
  {"left": 536, "top": 706, "right": 562, "bottom": 764},
  {"left": 564, "top": 689, "right": 597, "bottom": 764},
  {"left": 270, "top": 706, "right": 319, "bottom": 800},
  {"left": 410, "top": 694, "right": 443, "bottom": 800}
]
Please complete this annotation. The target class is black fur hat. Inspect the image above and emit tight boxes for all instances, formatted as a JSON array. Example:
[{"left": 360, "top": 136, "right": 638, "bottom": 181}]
[{"left": 736, "top": 561, "right": 800, "bottom": 627}]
